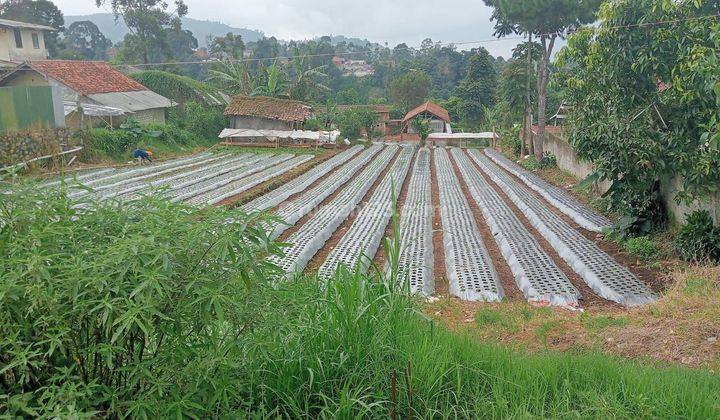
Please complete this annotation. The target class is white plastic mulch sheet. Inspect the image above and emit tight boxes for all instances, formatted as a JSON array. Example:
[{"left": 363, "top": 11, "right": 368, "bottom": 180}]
[
  {"left": 269, "top": 145, "right": 398, "bottom": 275},
  {"left": 452, "top": 148, "right": 580, "bottom": 307},
  {"left": 469, "top": 149, "right": 656, "bottom": 307},
  {"left": 392, "top": 147, "right": 434, "bottom": 295},
  {"left": 435, "top": 148, "right": 502, "bottom": 302},
  {"left": 168, "top": 154, "right": 291, "bottom": 203},
  {"left": 95, "top": 154, "right": 259, "bottom": 201},
  {"left": 185, "top": 154, "right": 314, "bottom": 206},
  {"left": 317, "top": 145, "right": 415, "bottom": 280},
  {"left": 484, "top": 148, "right": 611, "bottom": 232},
  {"left": 66, "top": 153, "right": 220, "bottom": 199},
  {"left": 241, "top": 145, "right": 364, "bottom": 213},
  {"left": 267, "top": 144, "right": 384, "bottom": 239}
]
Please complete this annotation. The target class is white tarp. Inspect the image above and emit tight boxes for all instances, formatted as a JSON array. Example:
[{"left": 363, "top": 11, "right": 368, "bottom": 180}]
[
  {"left": 429, "top": 132, "right": 498, "bottom": 139},
  {"left": 219, "top": 128, "right": 341, "bottom": 143},
  {"left": 64, "top": 101, "right": 125, "bottom": 117}
]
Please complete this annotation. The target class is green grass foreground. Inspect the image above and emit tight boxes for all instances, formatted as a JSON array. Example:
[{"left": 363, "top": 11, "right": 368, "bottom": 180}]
[{"left": 1, "top": 182, "right": 718, "bottom": 418}]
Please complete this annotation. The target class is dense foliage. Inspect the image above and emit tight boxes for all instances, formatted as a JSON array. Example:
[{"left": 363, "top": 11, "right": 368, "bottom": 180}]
[
  {"left": 1, "top": 187, "right": 719, "bottom": 417},
  {"left": 674, "top": 210, "right": 720, "bottom": 263},
  {"left": 557, "top": 0, "right": 720, "bottom": 229}
]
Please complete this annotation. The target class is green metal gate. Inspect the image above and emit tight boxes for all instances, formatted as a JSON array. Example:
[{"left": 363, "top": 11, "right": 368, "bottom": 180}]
[{"left": 0, "top": 85, "right": 57, "bottom": 132}]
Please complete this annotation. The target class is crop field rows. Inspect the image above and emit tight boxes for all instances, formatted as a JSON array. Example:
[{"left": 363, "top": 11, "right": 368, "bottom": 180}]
[{"left": 47, "top": 145, "right": 658, "bottom": 309}]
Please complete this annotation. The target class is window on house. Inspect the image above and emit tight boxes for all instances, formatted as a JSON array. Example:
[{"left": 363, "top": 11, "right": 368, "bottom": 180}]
[
  {"left": 13, "top": 29, "right": 23, "bottom": 48},
  {"left": 32, "top": 33, "right": 40, "bottom": 49}
]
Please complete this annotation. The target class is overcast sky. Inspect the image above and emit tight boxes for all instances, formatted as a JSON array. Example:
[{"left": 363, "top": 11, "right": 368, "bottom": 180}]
[{"left": 54, "top": 0, "right": 521, "bottom": 57}]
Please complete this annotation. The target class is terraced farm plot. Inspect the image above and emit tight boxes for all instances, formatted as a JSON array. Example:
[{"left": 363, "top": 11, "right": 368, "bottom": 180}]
[{"left": 44, "top": 145, "right": 657, "bottom": 309}]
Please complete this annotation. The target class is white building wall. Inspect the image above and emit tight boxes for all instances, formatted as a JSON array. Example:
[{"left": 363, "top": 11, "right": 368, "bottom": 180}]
[{"left": 0, "top": 27, "right": 49, "bottom": 62}]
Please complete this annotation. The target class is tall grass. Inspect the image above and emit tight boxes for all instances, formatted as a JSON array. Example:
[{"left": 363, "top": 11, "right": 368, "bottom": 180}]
[{"left": 1, "top": 180, "right": 719, "bottom": 418}]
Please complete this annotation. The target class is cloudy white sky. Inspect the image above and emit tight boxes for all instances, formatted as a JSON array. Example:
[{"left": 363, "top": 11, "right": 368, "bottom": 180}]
[{"left": 54, "top": 0, "right": 522, "bottom": 56}]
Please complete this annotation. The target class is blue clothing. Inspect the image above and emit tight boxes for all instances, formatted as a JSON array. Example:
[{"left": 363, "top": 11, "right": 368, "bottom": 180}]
[{"left": 132, "top": 149, "right": 152, "bottom": 161}]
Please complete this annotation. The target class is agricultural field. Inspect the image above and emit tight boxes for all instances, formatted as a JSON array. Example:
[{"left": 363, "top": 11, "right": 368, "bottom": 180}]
[
  {"left": 4, "top": 143, "right": 719, "bottom": 418},
  {"left": 40, "top": 143, "right": 660, "bottom": 310}
]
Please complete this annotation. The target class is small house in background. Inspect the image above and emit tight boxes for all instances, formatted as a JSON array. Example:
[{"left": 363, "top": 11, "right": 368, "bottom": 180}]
[
  {"left": 403, "top": 101, "right": 451, "bottom": 134},
  {"left": 0, "top": 18, "right": 55, "bottom": 67},
  {"left": 386, "top": 101, "right": 452, "bottom": 141},
  {"left": 224, "top": 96, "right": 313, "bottom": 131},
  {"left": 0, "top": 60, "right": 174, "bottom": 128}
]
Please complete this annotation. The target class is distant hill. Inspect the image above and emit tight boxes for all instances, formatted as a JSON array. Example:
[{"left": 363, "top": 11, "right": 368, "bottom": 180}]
[{"left": 64, "top": 13, "right": 265, "bottom": 47}]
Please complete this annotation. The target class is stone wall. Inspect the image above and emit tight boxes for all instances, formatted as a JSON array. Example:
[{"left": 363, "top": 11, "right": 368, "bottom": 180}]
[
  {"left": 540, "top": 131, "right": 612, "bottom": 194},
  {"left": 0, "top": 128, "right": 69, "bottom": 167}
]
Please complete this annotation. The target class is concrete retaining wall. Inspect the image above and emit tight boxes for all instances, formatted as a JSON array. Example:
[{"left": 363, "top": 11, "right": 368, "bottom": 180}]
[{"left": 532, "top": 131, "right": 719, "bottom": 226}]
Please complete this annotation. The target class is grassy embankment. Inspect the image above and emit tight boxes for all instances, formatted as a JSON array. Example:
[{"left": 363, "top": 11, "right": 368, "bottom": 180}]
[{"left": 0, "top": 179, "right": 718, "bottom": 418}]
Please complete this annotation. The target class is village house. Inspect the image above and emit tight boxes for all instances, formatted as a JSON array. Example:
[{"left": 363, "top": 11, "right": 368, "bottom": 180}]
[
  {"left": 224, "top": 96, "right": 313, "bottom": 130},
  {"left": 0, "top": 18, "right": 54, "bottom": 67},
  {"left": 0, "top": 60, "right": 174, "bottom": 128},
  {"left": 331, "top": 56, "right": 374, "bottom": 77},
  {"left": 385, "top": 101, "right": 452, "bottom": 141}
]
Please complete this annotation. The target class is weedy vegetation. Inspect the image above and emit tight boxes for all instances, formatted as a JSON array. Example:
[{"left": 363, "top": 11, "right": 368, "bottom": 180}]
[{"left": 1, "top": 179, "right": 719, "bottom": 418}]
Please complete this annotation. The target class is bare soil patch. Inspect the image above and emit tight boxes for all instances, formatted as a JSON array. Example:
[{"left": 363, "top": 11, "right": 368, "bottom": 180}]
[{"left": 429, "top": 148, "right": 449, "bottom": 296}]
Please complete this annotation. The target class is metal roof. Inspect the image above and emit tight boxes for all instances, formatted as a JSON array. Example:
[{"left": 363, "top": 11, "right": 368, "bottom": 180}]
[
  {"left": 0, "top": 18, "right": 56, "bottom": 31},
  {"left": 87, "top": 90, "right": 174, "bottom": 112},
  {"left": 63, "top": 101, "right": 125, "bottom": 117}
]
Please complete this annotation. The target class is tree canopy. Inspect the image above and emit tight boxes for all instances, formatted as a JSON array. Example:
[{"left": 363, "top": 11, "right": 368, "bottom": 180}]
[{"left": 63, "top": 20, "right": 112, "bottom": 60}]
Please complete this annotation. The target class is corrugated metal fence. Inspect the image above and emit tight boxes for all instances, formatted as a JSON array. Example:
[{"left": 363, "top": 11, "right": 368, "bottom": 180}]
[{"left": 0, "top": 85, "right": 57, "bottom": 132}]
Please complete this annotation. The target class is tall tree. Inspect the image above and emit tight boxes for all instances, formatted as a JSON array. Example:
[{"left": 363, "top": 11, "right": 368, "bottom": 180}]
[
  {"left": 209, "top": 32, "right": 245, "bottom": 59},
  {"left": 252, "top": 63, "right": 290, "bottom": 97},
  {"left": 289, "top": 54, "right": 330, "bottom": 102},
  {"left": 96, "top": 0, "right": 188, "bottom": 64},
  {"left": 64, "top": 20, "right": 112, "bottom": 60},
  {"left": 389, "top": 70, "right": 431, "bottom": 112},
  {"left": 0, "top": 0, "right": 64, "bottom": 57},
  {"left": 483, "top": 0, "right": 601, "bottom": 160},
  {"left": 454, "top": 49, "right": 497, "bottom": 127}
]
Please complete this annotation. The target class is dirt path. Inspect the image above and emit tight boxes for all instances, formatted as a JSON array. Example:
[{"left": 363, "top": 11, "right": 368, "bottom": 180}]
[
  {"left": 304, "top": 147, "right": 402, "bottom": 275},
  {"left": 430, "top": 148, "right": 449, "bottom": 296}
]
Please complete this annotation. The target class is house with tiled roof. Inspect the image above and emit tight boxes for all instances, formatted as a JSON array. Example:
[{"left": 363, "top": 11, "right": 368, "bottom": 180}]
[
  {"left": 0, "top": 60, "right": 173, "bottom": 128},
  {"left": 225, "top": 96, "right": 313, "bottom": 131}
]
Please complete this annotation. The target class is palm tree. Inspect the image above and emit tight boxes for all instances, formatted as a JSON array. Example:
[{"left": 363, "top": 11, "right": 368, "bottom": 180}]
[
  {"left": 289, "top": 54, "right": 330, "bottom": 101},
  {"left": 252, "top": 63, "right": 290, "bottom": 97},
  {"left": 206, "top": 59, "right": 254, "bottom": 95}
]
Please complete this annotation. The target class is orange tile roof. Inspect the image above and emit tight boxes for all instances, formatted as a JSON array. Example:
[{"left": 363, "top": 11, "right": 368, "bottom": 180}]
[
  {"left": 27, "top": 60, "right": 147, "bottom": 95},
  {"left": 224, "top": 96, "right": 313, "bottom": 121},
  {"left": 402, "top": 101, "right": 450, "bottom": 123}
]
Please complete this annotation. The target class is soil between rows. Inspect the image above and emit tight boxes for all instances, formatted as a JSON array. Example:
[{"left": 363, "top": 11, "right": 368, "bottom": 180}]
[{"left": 429, "top": 148, "right": 449, "bottom": 296}]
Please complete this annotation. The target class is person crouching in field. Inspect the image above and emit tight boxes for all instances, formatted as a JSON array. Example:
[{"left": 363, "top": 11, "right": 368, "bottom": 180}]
[{"left": 132, "top": 148, "right": 153, "bottom": 165}]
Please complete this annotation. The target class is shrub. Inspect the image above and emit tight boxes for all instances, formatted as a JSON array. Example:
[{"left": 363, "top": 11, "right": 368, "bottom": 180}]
[
  {"left": 0, "top": 184, "right": 283, "bottom": 417},
  {"left": 624, "top": 236, "right": 659, "bottom": 261},
  {"left": 540, "top": 152, "right": 557, "bottom": 169},
  {"left": 674, "top": 210, "right": 720, "bottom": 263},
  {"left": 169, "top": 101, "right": 227, "bottom": 140}
]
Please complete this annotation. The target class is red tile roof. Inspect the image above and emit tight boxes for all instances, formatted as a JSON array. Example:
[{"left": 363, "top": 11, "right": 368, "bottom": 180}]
[
  {"left": 402, "top": 101, "right": 450, "bottom": 123},
  {"left": 27, "top": 60, "right": 147, "bottom": 95},
  {"left": 224, "top": 96, "right": 313, "bottom": 121}
]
